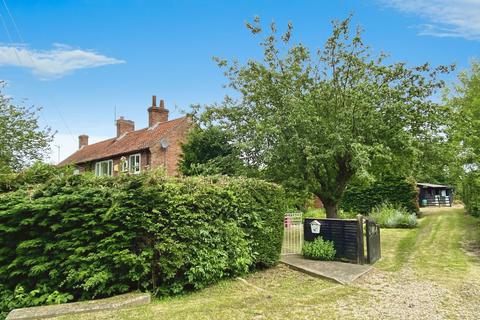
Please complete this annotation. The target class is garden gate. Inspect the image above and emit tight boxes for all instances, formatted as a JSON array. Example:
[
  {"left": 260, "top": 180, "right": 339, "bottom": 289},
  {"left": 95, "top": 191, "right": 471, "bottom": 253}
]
[
  {"left": 304, "top": 216, "right": 381, "bottom": 264},
  {"left": 365, "top": 219, "right": 381, "bottom": 264},
  {"left": 281, "top": 212, "right": 303, "bottom": 255}
]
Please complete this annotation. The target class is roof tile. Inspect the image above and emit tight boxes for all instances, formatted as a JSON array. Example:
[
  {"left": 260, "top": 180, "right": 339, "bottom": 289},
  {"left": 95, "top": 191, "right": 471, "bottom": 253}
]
[{"left": 59, "top": 117, "right": 188, "bottom": 165}]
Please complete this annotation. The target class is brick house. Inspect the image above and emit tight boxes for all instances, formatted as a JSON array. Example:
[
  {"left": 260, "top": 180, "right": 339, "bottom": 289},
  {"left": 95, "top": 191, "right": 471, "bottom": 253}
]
[{"left": 59, "top": 96, "right": 191, "bottom": 176}]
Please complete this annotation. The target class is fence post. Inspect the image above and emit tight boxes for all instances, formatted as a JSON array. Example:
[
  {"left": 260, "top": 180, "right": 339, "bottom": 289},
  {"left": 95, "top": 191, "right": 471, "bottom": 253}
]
[{"left": 356, "top": 214, "right": 365, "bottom": 265}]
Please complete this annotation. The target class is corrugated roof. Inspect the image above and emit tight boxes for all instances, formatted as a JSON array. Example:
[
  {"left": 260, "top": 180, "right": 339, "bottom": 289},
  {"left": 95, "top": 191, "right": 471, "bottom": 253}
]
[
  {"left": 417, "top": 183, "right": 453, "bottom": 189},
  {"left": 59, "top": 117, "right": 188, "bottom": 165}
]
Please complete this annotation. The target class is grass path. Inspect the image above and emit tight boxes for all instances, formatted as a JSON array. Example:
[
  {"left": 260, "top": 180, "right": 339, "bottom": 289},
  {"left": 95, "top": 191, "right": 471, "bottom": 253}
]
[
  {"left": 57, "top": 207, "right": 480, "bottom": 320},
  {"left": 343, "top": 207, "right": 480, "bottom": 319}
]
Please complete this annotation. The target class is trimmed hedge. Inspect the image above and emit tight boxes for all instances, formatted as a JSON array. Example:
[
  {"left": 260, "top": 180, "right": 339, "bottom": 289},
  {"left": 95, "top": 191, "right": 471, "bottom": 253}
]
[
  {"left": 340, "top": 176, "right": 419, "bottom": 214},
  {"left": 0, "top": 168, "right": 285, "bottom": 318}
]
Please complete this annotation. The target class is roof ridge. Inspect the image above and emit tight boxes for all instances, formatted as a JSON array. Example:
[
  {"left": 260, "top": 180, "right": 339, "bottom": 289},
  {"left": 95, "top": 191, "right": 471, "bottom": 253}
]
[
  {"left": 59, "top": 116, "right": 190, "bottom": 166},
  {"left": 147, "top": 116, "right": 189, "bottom": 150}
]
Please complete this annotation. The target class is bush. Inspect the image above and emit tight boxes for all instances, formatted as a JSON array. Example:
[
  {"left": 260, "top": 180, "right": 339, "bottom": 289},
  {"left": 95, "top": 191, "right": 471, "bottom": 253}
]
[
  {"left": 462, "top": 171, "right": 480, "bottom": 217},
  {"left": 369, "top": 202, "right": 418, "bottom": 228},
  {"left": 0, "top": 170, "right": 285, "bottom": 318},
  {"left": 0, "top": 286, "right": 73, "bottom": 319},
  {"left": 341, "top": 176, "right": 419, "bottom": 214},
  {"left": 302, "top": 237, "right": 336, "bottom": 261}
]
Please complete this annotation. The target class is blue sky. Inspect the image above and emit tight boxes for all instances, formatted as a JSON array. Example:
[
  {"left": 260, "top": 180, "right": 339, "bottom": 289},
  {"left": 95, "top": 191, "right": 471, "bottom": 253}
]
[{"left": 1, "top": 0, "right": 479, "bottom": 162}]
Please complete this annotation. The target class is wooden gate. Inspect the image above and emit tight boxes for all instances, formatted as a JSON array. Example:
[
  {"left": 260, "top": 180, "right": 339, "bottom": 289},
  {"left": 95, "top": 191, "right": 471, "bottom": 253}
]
[
  {"left": 366, "top": 219, "right": 381, "bottom": 264},
  {"left": 304, "top": 216, "right": 381, "bottom": 265}
]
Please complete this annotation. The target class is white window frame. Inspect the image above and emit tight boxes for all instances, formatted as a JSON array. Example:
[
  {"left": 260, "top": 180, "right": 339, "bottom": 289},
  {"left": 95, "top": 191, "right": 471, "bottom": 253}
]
[
  {"left": 121, "top": 157, "right": 129, "bottom": 172},
  {"left": 95, "top": 160, "right": 113, "bottom": 176},
  {"left": 129, "top": 153, "right": 141, "bottom": 174}
]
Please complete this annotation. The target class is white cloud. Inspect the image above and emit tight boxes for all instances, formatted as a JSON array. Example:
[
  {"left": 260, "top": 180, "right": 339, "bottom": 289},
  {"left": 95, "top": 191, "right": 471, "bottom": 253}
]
[
  {"left": 380, "top": 0, "right": 480, "bottom": 40},
  {"left": 0, "top": 43, "right": 125, "bottom": 79}
]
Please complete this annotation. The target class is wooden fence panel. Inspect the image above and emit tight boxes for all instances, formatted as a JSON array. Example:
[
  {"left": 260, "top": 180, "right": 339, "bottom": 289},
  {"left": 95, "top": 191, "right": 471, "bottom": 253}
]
[{"left": 304, "top": 218, "right": 364, "bottom": 264}]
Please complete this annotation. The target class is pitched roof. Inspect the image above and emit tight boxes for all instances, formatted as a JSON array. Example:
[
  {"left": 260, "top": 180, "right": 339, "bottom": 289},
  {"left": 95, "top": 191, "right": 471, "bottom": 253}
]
[{"left": 59, "top": 117, "right": 188, "bottom": 165}]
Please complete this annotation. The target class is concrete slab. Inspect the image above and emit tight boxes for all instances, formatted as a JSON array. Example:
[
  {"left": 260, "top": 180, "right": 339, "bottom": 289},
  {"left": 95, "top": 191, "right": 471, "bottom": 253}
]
[
  {"left": 280, "top": 254, "right": 372, "bottom": 285},
  {"left": 6, "top": 292, "right": 151, "bottom": 320}
]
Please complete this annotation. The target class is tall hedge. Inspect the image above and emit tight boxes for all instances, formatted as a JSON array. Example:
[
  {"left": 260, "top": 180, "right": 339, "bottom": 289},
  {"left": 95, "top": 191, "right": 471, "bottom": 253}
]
[
  {"left": 340, "top": 176, "right": 419, "bottom": 214},
  {"left": 0, "top": 169, "right": 285, "bottom": 317}
]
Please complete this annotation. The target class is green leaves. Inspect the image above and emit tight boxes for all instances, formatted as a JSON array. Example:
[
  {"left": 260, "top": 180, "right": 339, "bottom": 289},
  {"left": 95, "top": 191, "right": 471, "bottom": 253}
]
[
  {"left": 340, "top": 176, "right": 419, "bottom": 215},
  {"left": 179, "top": 126, "right": 244, "bottom": 176},
  {"left": 0, "top": 169, "right": 285, "bottom": 317},
  {"left": 203, "top": 16, "right": 451, "bottom": 217},
  {"left": 302, "top": 237, "right": 336, "bottom": 261},
  {"left": 0, "top": 83, "right": 54, "bottom": 172}
]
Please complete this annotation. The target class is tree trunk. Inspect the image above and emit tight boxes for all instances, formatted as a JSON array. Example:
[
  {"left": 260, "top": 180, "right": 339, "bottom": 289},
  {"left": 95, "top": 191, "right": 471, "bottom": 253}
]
[{"left": 322, "top": 199, "right": 339, "bottom": 219}]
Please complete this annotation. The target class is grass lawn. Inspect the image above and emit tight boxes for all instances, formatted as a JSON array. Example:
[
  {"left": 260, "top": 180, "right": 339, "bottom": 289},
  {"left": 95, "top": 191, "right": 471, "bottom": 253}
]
[{"left": 55, "top": 206, "right": 480, "bottom": 320}]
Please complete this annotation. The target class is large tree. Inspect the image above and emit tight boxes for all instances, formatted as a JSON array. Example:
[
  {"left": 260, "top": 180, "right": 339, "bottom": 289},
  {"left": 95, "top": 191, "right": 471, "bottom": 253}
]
[
  {"left": 0, "top": 83, "right": 54, "bottom": 172},
  {"left": 447, "top": 60, "right": 480, "bottom": 170},
  {"left": 203, "top": 16, "right": 451, "bottom": 218},
  {"left": 444, "top": 60, "right": 480, "bottom": 211}
]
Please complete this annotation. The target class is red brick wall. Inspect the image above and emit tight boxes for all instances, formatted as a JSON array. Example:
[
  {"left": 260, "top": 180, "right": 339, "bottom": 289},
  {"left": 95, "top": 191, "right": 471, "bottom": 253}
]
[
  {"left": 150, "top": 118, "right": 191, "bottom": 176},
  {"left": 77, "top": 150, "right": 150, "bottom": 176},
  {"left": 75, "top": 118, "right": 191, "bottom": 177}
]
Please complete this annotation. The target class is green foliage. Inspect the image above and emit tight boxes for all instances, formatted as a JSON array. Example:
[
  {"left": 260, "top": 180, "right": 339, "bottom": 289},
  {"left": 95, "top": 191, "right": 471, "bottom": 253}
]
[
  {"left": 462, "top": 171, "right": 480, "bottom": 217},
  {"left": 0, "top": 83, "right": 54, "bottom": 172},
  {"left": 447, "top": 60, "right": 480, "bottom": 169},
  {"left": 179, "top": 126, "right": 244, "bottom": 176},
  {"left": 0, "top": 162, "right": 71, "bottom": 193},
  {"left": 0, "top": 285, "right": 73, "bottom": 319},
  {"left": 0, "top": 169, "right": 285, "bottom": 317},
  {"left": 303, "top": 208, "right": 325, "bottom": 219},
  {"left": 302, "top": 237, "right": 336, "bottom": 261},
  {"left": 369, "top": 202, "right": 418, "bottom": 228},
  {"left": 338, "top": 210, "right": 358, "bottom": 220},
  {"left": 203, "top": 16, "right": 452, "bottom": 218},
  {"left": 341, "top": 176, "right": 419, "bottom": 214}
]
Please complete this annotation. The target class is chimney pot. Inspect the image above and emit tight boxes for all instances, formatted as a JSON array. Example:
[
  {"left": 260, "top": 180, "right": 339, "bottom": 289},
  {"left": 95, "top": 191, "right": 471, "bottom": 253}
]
[
  {"left": 148, "top": 98, "right": 169, "bottom": 127},
  {"left": 79, "top": 134, "right": 89, "bottom": 149},
  {"left": 152, "top": 95, "right": 157, "bottom": 107}
]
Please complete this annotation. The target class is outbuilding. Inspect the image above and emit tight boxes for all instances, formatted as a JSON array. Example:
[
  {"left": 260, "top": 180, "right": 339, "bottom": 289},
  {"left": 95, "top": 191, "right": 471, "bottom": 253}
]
[{"left": 417, "top": 183, "right": 454, "bottom": 207}]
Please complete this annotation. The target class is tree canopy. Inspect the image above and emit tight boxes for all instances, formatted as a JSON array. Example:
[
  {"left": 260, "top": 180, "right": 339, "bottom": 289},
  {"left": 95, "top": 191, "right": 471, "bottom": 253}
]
[
  {"left": 0, "top": 83, "right": 54, "bottom": 173},
  {"left": 202, "top": 16, "right": 452, "bottom": 217},
  {"left": 179, "top": 126, "right": 243, "bottom": 176}
]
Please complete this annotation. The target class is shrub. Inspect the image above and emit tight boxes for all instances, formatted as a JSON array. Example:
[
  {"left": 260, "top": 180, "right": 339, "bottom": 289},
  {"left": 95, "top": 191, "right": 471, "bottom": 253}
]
[
  {"left": 0, "top": 286, "right": 73, "bottom": 319},
  {"left": 462, "top": 171, "right": 480, "bottom": 217},
  {"left": 341, "top": 176, "right": 419, "bottom": 214},
  {"left": 302, "top": 237, "right": 336, "bottom": 261},
  {"left": 369, "top": 202, "right": 418, "bottom": 228},
  {"left": 303, "top": 208, "right": 325, "bottom": 219},
  {"left": 0, "top": 170, "right": 285, "bottom": 318}
]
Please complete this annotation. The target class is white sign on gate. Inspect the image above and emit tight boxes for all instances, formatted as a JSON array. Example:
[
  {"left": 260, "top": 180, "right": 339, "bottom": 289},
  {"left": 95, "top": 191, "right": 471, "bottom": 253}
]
[{"left": 310, "top": 220, "right": 321, "bottom": 234}]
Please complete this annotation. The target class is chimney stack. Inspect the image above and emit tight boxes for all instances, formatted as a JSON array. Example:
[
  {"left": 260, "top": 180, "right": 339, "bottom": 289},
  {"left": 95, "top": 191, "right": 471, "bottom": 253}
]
[
  {"left": 116, "top": 116, "right": 135, "bottom": 137},
  {"left": 78, "top": 134, "right": 89, "bottom": 149},
  {"left": 148, "top": 95, "right": 169, "bottom": 127}
]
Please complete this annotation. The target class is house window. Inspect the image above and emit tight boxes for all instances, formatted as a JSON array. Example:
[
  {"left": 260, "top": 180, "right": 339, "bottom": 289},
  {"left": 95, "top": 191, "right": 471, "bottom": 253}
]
[
  {"left": 95, "top": 160, "right": 113, "bottom": 176},
  {"left": 120, "top": 157, "right": 129, "bottom": 172},
  {"left": 129, "top": 153, "right": 141, "bottom": 174}
]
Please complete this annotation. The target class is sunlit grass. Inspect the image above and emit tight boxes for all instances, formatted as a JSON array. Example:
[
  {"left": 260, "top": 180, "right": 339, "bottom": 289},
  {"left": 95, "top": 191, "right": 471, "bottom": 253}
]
[{"left": 55, "top": 207, "right": 480, "bottom": 320}]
